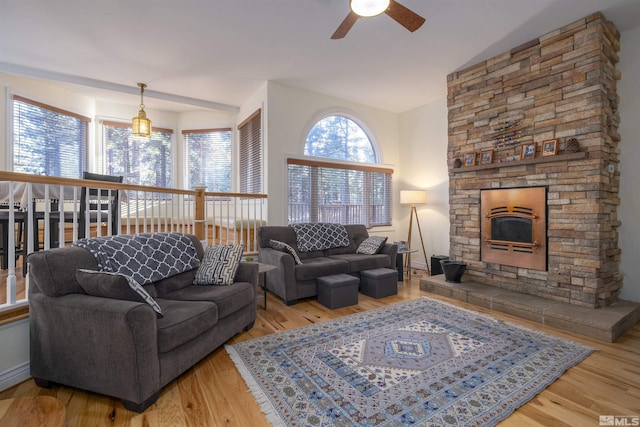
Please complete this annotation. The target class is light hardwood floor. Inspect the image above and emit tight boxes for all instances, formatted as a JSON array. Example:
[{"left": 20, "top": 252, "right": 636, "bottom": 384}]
[{"left": 1, "top": 271, "right": 639, "bottom": 426}]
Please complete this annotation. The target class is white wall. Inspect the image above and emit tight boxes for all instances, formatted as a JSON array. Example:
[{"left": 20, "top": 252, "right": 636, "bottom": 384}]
[
  {"left": 617, "top": 25, "right": 640, "bottom": 302},
  {"left": 399, "top": 97, "right": 451, "bottom": 270}
]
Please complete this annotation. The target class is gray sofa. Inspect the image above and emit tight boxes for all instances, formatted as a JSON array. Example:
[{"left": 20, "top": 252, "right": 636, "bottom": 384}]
[
  {"left": 27, "top": 234, "right": 258, "bottom": 413},
  {"left": 258, "top": 224, "right": 397, "bottom": 305}
]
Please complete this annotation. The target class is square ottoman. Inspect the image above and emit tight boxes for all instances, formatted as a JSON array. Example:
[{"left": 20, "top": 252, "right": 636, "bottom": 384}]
[
  {"left": 317, "top": 274, "right": 359, "bottom": 309},
  {"left": 360, "top": 268, "right": 397, "bottom": 298}
]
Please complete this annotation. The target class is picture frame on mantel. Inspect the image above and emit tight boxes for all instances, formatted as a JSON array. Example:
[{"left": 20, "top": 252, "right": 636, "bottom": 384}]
[
  {"left": 480, "top": 149, "right": 494, "bottom": 165},
  {"left": 464, "top": 152, "right": 476, "bottom": 166},
  {"left": 542, "top": 138, "right": 559, "bottom": 157},
  {"left": 521, "top": 142, "right": 536, "bottom": 160}
]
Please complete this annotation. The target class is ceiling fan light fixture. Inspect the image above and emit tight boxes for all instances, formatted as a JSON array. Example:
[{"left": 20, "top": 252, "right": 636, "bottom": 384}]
[
  {"left": 350, "top": 0, "right": 390, "bottom": 17},
  {"left": 132, "top": 82, "right": 151, "bottom": 137}
]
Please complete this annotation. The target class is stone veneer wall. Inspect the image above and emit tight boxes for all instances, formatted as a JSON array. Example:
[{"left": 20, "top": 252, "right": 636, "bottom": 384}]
[{"left": 446, "top": 13, "right": 621, "bottom": 308}]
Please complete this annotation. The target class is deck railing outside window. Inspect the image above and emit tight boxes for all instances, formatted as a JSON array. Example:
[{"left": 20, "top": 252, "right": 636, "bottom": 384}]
[{"left": 0, "top": 171, "right": 266, "bottom": 316}]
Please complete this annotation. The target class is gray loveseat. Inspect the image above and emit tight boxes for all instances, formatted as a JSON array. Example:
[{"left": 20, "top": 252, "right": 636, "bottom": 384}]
[
  {"left": 258, "top": 224, "right": 397, "bottom": 305},
  {"left": 27, "top": 233, "right": 258, "bottom": 412}
]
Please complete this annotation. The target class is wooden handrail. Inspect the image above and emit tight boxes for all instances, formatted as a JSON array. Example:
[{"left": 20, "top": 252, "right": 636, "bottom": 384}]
[{"left": 1, "top": 171, "right": 267, "bottom": 241}]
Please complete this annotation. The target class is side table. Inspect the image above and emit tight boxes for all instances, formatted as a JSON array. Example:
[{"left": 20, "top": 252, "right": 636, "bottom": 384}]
[
  {"left": 256, "top": 262, "right": 278, "bottom": 310},
  {"left": 396, "top": 249, "right": 417, "bottom": 281}
]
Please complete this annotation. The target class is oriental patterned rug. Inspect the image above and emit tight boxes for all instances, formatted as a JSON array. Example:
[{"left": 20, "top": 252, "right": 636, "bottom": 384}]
[{"left": 226, "top": 298, "right": 593, "bottom": 426}]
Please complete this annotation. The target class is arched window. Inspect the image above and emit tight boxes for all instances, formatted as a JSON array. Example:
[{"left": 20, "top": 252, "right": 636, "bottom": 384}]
[
  {"left": 304, "top": 116, "right": 376, "bottom": 162},
  {"left": 288, "top": 114, "right": 392, "bottom": 227}
]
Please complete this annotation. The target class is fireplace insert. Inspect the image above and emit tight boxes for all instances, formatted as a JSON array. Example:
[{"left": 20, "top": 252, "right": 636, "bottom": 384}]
[{"left": 480, "top": 187, "right": 547, "bottom": 270}]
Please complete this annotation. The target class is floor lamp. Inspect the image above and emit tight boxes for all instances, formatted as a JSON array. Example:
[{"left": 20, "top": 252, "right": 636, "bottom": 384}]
[{"left": 400, "top": 190, "right": 431, "bottom": 276}]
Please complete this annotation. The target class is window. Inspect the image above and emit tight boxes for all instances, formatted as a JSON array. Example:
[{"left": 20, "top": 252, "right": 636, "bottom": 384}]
[
  {"left": 238, "top": 109, "right": 263, "bottom": 193},
  {"left": 12, "top": 95, "right": 89, "bottom": 178},
  {"left": 288, "top": 115, "right": 392, "bottom": 227},
  {"left": 305, "top": 115, "right": 376, "bottom": 162},
  {"left": 103, "top": 121, "right": 172, "bottom": 187},
  {"left": 183, "top": 128, "right": 232, "bottom": 192}
]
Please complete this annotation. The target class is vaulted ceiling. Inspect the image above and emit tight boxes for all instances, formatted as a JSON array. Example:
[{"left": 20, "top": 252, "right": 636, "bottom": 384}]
[{"left": 1, "top": 0, "right": 639, "bottom": 114}]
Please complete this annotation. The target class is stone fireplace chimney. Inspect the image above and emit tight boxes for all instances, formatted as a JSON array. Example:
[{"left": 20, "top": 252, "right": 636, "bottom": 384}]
[{"left": 445, "top": 13, "right": 621, "bottom": 308}]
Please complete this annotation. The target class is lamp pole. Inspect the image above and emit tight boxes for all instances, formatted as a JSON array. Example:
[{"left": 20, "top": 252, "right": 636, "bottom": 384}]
[{"left": 405, "top": 204, "right": 431, "bottom": 276}]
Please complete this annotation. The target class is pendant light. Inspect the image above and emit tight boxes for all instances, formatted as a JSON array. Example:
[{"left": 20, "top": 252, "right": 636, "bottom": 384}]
[{"left": 132, "top": 83, "right": 151, "bottom": 137}]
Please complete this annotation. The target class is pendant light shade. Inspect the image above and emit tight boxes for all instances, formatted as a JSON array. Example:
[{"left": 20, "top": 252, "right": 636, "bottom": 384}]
[{"left": 132, "top": 83, "right": 151, "bottom": 137}]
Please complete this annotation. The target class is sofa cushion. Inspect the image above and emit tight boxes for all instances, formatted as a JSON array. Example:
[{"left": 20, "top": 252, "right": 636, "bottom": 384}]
[
  {"left": 356, "top": 236, "right": 388, "bottom": 255},
  {"left": 155, "top": 299, "right": 218, "bottom": 353},
  {"left": 290, "top": 223, "right": 350, "bottom": 252},
  {"left": 76, "top": 269, "right": 164, "bottom": 318},
  {"left": 194, "top": 244, "right": 244, "bottom": 285},
  {"left": 327, "top": 253, "right": 391, "bottom": 272},
  {"left": 294, "top": 257, "right": 349, "bottom": 281},
  {"left": 269, "top": 239, "right": 303, "bottom": 265},
  {"left": 28, "top": 247, "right": 98, "bottom": 296},
  {"left": 163, "top": 282, "right": 255, "bottom": 319}
]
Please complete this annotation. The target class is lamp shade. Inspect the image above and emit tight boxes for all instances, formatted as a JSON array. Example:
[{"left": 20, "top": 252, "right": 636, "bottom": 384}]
[
  {"left": 400, "top": 190, "right": 427, "bottom": 205},
  {"left": 132, "top": 109, "right": 151, "bottom": 136}
]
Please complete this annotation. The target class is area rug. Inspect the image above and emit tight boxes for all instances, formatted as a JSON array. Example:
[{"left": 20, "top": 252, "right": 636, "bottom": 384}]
[{"left": 226, "top": 297, "right": 593, "bottom": 426}]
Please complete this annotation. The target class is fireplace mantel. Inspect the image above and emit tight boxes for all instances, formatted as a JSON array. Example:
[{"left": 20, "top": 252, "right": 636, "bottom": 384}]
[{"left": 451, "top": 151, "right": 588, "bottom": 173}]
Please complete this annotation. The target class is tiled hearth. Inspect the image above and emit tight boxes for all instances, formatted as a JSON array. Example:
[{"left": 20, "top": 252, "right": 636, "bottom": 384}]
[{"left": 420, "top": 275, "right": 640, "bottom": 342}]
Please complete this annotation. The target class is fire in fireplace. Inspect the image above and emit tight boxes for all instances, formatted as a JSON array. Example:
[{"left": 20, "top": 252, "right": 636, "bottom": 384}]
[{"left": 480, "top": 187, "right": 547, "bottom": 270}]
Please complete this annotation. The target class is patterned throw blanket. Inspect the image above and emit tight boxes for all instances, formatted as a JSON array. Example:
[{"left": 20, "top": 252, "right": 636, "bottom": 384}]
[
  {"left": 73, "top": 232, "right": 200, "bottom": 285},
  {"left": 290, "top": 223, "right": 350, "bottom": 252}
]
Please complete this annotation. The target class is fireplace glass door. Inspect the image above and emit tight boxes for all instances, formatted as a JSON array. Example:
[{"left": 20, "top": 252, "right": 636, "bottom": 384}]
[{"left": 481, "top": 187, "right": 547, "bottom": 270}]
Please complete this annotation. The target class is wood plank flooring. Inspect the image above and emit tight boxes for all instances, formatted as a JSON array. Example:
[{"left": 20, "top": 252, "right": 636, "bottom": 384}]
[{"left": 1, "top": 272, "right": 639, "bottom": 426}]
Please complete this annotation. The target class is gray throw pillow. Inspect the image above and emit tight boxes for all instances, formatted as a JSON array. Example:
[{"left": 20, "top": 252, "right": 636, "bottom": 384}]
[
  {"left": 356, "top": 236, "right": 388, "bottom": 255},
  {"left": 269, "top": 239, "right": 303, "bottom": 265},
  {"left": 193, "top": 244, "right": 244, "bottom": 285},
  {"left": 76, "top": 269, "right": 163, "bottom": 318}
]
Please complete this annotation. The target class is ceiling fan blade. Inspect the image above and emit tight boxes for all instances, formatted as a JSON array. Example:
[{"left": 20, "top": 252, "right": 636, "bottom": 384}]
[
  {"left": 385, "top": 0, "right": 425, "bottom": 32},
  {"left": 331, "top": 11, "right": 359, "bottom": 39}
]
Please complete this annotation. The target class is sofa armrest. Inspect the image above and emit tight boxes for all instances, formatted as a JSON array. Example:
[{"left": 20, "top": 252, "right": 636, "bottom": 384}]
[
  {"left": 29, "top": 292, "right": 160, "bottom": 404},
  {"left": 380, "top": 243, "right": 398, "bottom": 270},
  {"left": 258, "top": 247, "right": 298, "bottom": 303},
  {"left": 235, "top": 261, "right": 259, "bottom": 286}
]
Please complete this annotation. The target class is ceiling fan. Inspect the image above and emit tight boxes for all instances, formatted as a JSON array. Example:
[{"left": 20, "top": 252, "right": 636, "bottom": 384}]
[{"left": 331, "top": 0, "right": 425, "bottom": 39}]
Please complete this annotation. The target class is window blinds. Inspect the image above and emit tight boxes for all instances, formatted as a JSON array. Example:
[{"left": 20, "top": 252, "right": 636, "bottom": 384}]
[
  {"left": 12, "top": 95, "right": 90, "bottom": 178},
  {"left": 183, "top": 128, "right": 232, "bottom": 192},
  {"left": 238, "top": 109, "right": 263, "bottom": 194},
  {"left": 287, "top": 157, "right": 393, "bottom": 227}
]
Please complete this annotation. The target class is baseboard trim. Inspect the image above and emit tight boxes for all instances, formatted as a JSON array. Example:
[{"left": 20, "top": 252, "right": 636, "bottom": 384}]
[{"left": 0, "top": 361, "right": 30, "bottom": 391}]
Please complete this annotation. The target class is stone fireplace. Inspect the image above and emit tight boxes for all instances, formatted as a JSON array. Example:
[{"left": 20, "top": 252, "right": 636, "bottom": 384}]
[
  {"left": 443, "top": 13, "right": 622, "bottom": 308},
  {"left": 481, "top": 187, "right": 547, "bottom": 271}
]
